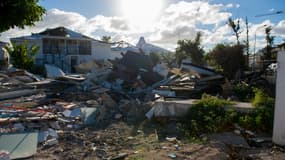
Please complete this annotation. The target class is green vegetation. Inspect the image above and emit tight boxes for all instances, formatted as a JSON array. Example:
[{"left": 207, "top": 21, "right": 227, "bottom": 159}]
[
  {"left": 175, "top": 32, "right": 205, "bottom": 66},
  {"left": 101, "top": 36, "right": 111, "bottom": 43},
  {"left": 207, "top": 44, "right": 245, "bottom": 79},
  {"left": 232, "top": 83, "right": 254, "bottom": 102},
  {"left": 228, "top": 18, "right": 241, "bottom": 45},
  {"left": 5, "top": 41, "right": 39, "bottom": 71},
  {"left": 0, "top": 0, "right": 46, "bottom": 33},
  {"left": 179, "top": 92, "right": 275, "bottom": 138},
  {"left": 179, "top": 94, "right": 233, "bottom": 137}
]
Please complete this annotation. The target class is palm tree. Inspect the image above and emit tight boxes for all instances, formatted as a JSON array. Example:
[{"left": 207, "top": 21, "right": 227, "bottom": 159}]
[
  {"left": 228, "top": 18, "right": 240, "bottom": 45},
  {"left": 101, "top": 36, "right": 111, "bottom": 43}
]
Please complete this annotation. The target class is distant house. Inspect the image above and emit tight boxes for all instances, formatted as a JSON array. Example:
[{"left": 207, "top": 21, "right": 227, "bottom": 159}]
[
  {"left": 136, "top": 37, "right": 172, "bottom": 54},
  {"left": 111, "top": 37, "right": 172, "bottom": 55},
  {"left": 10, "top": 27, "right": 113, "bottom": 73},
  {"left": 111, "top": 40, "right": 140, "bottom": 57}
]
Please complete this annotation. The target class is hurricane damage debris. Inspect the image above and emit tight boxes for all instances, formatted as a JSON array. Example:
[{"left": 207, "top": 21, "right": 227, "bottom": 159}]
[{"left": 0, "top": 50, "right": 281, "bottom": 159}]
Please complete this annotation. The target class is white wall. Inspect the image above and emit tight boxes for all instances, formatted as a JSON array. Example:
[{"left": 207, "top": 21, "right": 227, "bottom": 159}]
[
  {"left": 91, "top": 41, "right": 120, "bottom": 60},
  {"left": 273, "top": 51, "right": 285, "bottom": 146}
]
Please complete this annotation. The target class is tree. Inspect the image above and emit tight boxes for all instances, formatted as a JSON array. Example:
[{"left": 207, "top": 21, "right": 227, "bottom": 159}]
[
  {"left": 228, "top": 18, "right": 240, "bottom": 45},
  {"left": 208, "top": 44, "right": 245, "bottom": 79},
  {"left": 263, "top": 26, "right": 275, "bottom": 60},
  {"left": 101, "top": 36, "right": 111, "bottom": 43},
  {"left": 5, "top": 41, "right": 39, "bottom": 71},
  {"left": 0, "top": 0, "right": 46, "bottom": 33},
  {"left": 175, "top": 32, "right": 205, "bottom": 66}
]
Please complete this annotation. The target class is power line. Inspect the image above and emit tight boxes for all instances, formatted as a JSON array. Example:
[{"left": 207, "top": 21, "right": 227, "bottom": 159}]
[{"left": 255, "top": 10, "right": 284, "bottom": 17}]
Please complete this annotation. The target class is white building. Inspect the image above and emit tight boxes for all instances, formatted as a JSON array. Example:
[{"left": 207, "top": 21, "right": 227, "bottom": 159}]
[
  {"left": 10, "top": 27, "right": 115, "bottom": 73},
  {"left": 136, "top": 37, "right": 171, "bottom": 54},
  {"left": 111, "top": 37, "right": 172, "bottom": 55}
]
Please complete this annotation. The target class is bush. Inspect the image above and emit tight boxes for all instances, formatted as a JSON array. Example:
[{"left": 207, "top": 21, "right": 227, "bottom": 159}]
[
  {"left": 232, "top": 83, "right": 254, "bottom": 102},
  {"left": 179, "top": 92, "right": 275, "bottom": 138},
  {"left": 207, "top": 44, "right": 245, "bottom": 79},
  {"left": 252, "top": 88, "right": 274, "bottom": 107},
  {"left": 5, "top": 41, "right": 38, "bottom": 72},
  {"left": 179, "top": 94, "right": 233, "bottom": 136}
]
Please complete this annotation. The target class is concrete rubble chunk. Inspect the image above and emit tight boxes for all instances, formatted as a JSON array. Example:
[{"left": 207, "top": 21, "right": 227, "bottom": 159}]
[
  {"left": 45, "top": 64, "right": 65, "bottom": 78},
  {"left": 80, "top": 107, "right": 97, "bottom": 125},
  {"left": 0, "top": 89, "right": 40, "bottom": 100},
  {"left": 0, "top": 132, "right": 38, "bottom": 159}
]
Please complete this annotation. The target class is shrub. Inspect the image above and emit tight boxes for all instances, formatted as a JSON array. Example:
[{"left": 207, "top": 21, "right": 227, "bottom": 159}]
[
  {"left": 179, "top": 94, "right": 233, "bottom": 136},
  {"left": 5, "top": 41, "right": 38, "bottom": 72},
  {"left": 179, "top": 92, "right": 275, "bottom": 138},
  {"left": 252, "top": 88, "right": 274, "bottom": 107},
  {"left": 232, "top": 83, "right": 254, "bottom": 102}
]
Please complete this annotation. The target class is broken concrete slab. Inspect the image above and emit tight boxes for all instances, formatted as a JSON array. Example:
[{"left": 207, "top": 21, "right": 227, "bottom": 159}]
[
  {"left": 146, "top": 99, "right": 197, "bottom": 119},
  {"left": 45, "top": 64, "right": 65, "bottom": 78},
  {"left": 80, "top": 107, "right": 97, "bottom": 125},
  {"left": 0, "top": 132, "right": 38, "bottom": 159},
  {"left": 146, "top": 99, "right": 254, "bottom": 119},
  {"left": 153, "top": 63, "right": 169, "bottom": 78},
  {"left": 0, "top": 89, "right": 41, "bottom": 100}
]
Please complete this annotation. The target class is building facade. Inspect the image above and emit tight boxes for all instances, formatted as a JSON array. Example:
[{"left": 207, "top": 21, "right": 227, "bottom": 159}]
[{"left": 11, "top": 27, "right": 113, "bottom": 73}]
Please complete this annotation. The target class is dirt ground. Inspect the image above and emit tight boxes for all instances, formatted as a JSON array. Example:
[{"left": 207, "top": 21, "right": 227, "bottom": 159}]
[{"left": 30, "top": 120, "right": 285, "bottom": 160}]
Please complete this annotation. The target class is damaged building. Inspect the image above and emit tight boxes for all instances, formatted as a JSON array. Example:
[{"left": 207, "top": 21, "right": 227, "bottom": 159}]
[{"left": 10, "top": 27, "right": 118, "bottom": 73}]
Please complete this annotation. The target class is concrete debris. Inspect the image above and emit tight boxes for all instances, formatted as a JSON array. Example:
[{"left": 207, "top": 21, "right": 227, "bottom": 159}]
[
  {"left": 153, "top": 63, "right": 169, "bottom": 78},
  {"left": 45, "top": 64, "right": 65, "bottom": 78},
  {"left": 0, "top": 89, "right": 41, "bottom": 100},
  {"left": 0, "top": 51, "right": 278, "bottom": 159},
  {"left": 45, "top": 64, "right": 85, "bottom": 82},
  {"left": 0, "top": 132, "right": 38, "bottom": 159}
]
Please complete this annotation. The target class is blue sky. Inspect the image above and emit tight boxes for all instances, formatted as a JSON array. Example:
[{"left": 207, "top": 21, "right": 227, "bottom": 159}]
[
  {"left": 1, "top": 0, "right": 285, "bottom": 51},
  {"left": 39, "top": 0, "right": 285, "bottom": 23}
]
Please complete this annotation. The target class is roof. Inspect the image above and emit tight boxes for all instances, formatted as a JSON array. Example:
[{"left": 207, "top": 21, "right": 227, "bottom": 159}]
[
  {"left": 111, "top": 40, "right": 140, "bottom": 53},
  {"left": 10, "top": 27, "right": 111, "bottom": 44},
  {"left": 38, "top": 27, "right": 93, "bottom": 40},
  {"left": 136, "top": 37, "right": 171, "bottom": 54}
]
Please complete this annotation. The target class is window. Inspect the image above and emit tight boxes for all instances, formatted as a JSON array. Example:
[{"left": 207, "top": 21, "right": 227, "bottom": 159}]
[
  {"left": 79, "top": 40, "right": 91, "bottom": 55},
  {"left": 43, "top": 38, "right": 65, "bottom": 54},
  {"left": 67, "top": 40, "right": 77, "bottom": 55}
]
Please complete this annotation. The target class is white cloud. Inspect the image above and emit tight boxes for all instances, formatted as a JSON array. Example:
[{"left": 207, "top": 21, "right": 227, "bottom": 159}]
[
  {"left": 226, "top": 4, "right": 233, "bottom": 8},
  {"left": 273, "top": 20, "right": 285, "bottom": 36},
  {"left": 269, "top": 8, "right": 275, "bottom": 12},
  {"left": 0, "top": 9, "right": 89, "bottom": 42},
  {"left": 0, "top": 1, "right": 284, "bottom": 52}
]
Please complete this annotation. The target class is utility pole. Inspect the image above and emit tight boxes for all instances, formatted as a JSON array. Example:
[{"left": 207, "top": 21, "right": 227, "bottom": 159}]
[{"left": 245, "top": 16, "right": 249, "bottom": 68}]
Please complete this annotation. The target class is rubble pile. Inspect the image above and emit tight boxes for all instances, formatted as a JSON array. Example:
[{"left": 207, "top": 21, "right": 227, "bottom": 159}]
[{"left": 0, "top": 51, "right": 282, "bottom": 159}]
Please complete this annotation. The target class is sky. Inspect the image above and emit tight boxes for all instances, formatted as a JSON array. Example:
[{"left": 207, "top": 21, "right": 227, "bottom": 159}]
[{"left": 1, "top": 0, "right": 285, "bottom": 52}]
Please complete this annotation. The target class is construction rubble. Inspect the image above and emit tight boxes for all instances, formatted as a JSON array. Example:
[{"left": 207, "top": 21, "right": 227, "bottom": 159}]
[{"left": 0, "top": 51, "right": 284, "bottom": 159}]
